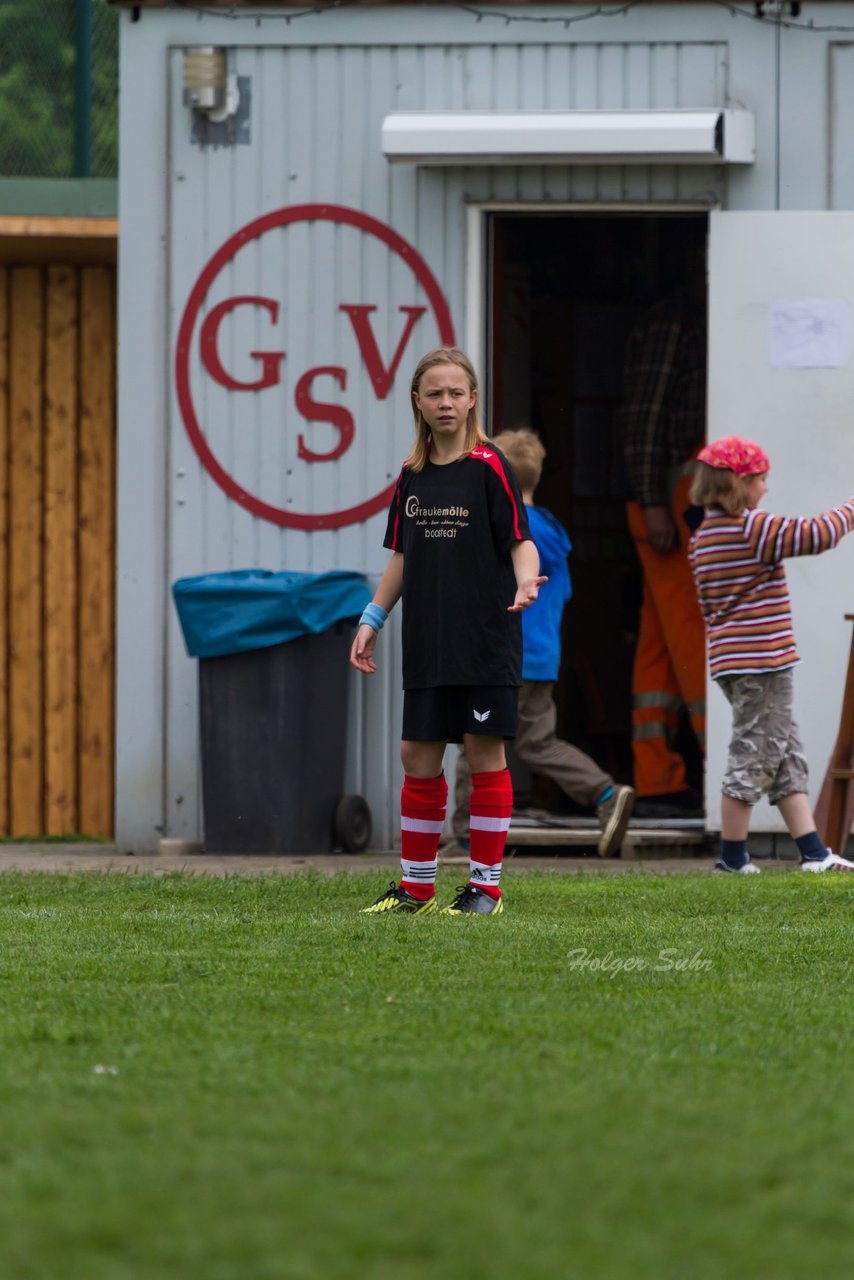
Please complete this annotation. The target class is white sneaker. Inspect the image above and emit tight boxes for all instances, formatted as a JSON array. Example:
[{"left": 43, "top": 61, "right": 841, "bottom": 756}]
[
  {"left": 800, "top": 851, "right": 854, "bottom": 873},
  {"left": 713, "top": 858, "right": 760, "bottom": 874}
]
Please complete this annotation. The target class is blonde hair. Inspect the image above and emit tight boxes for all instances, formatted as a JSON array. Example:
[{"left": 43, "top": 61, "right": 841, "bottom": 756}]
[
  {"left": 491, "top": 428, "right": 545, "bottom": 493},
  {"left": 407, "top": 347, "right": 487, "bottom": 472},
  {"left": 689, "top": 461, "right": 751, "bottom": 516}
]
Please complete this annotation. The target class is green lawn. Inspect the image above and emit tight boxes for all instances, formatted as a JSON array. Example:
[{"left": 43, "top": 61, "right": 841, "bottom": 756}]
[{"left": 1, "top": 869, "right": 853, "bottom": 1279}]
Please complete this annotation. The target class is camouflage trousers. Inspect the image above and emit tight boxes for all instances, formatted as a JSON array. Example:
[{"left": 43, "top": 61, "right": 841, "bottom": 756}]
[{"left": 717, "top": 668, "right": 808, "bottom": 805}]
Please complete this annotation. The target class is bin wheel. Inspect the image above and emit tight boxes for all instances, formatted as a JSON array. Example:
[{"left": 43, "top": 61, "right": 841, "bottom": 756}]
[{"left": 333, "top": 794, "right": 372, "bottom": 853}]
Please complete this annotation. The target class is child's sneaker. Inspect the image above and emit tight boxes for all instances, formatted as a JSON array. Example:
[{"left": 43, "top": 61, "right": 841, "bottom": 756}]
[
  {"left": 713, "top": 858, "right": 761, "bottom": 874},
  {"left": 596, "top": 784, "right": 635, "bottom": 857},
  {"left": 442, "top": 884, "right": 504, "bottom": 915},
  {"left": 800, "top": 851, "right": 854, "bottom": 873},
  {"left": 362, "top": 881, "right": 437, "bottom": 914}
]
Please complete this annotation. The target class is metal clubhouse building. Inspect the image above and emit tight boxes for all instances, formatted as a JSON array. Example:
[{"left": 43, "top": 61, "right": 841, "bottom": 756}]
[{"left": 113, "top": 1, "right": 854, "bottom": 852}]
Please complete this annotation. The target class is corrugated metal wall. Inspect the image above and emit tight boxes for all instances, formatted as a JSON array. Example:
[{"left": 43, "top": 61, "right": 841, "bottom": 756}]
[
  {"left": 830, "top": 43, "right": 854, "bottom": 209},
  {"left": 167, "top": 39, "right": 728, "bottom": 559}
]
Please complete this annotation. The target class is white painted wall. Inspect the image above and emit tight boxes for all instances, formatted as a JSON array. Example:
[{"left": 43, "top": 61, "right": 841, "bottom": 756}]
[{"left": 708, "top": 211, "right": 854, "bottom": 832}]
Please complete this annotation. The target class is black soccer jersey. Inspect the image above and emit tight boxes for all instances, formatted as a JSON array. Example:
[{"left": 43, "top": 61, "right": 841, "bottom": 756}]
[{"left": 384, "top": 445, "right": 531, "bottom": 689}]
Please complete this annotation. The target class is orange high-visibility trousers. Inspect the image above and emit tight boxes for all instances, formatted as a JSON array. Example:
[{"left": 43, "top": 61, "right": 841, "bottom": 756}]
[{"left": 626, "top": 475, "right": 706, "bottom": 798}]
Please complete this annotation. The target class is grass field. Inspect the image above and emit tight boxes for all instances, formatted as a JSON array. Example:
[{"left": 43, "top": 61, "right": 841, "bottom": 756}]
[{"left": 1, "top": 867, "right": 853, "bottom": 1280}]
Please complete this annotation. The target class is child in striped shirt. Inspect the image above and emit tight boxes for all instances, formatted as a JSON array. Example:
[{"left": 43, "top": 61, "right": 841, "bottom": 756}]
[{"left": 688, "top": 435, "right": 854, "bottom": 874}]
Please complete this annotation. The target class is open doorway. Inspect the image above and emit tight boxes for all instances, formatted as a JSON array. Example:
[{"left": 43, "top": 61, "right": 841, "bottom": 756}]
[{"left": 487, "top": 211, "right": 708, "bottom": 818}]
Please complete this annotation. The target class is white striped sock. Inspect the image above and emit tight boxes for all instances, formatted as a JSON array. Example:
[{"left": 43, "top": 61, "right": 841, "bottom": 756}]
[
  {"left": 468, "top": 859, "right": 502, "bottom": 887},
  {"left": 469, "top": 814, "right": 511, "bottom": 833},
  {"left": 401, "top": 815, "right": 446, "bottom": 834},
  {"left": 401, "top": 856, "right": 438, "bottom": 885}
]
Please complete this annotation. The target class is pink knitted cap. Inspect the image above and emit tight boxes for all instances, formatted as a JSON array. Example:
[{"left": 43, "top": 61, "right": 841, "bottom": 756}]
[{"left": 696, "top": 436, "right": 770, "bottom": 476}]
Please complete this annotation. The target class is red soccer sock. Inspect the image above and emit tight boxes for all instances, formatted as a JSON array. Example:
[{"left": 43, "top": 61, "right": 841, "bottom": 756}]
[
  {"left": 468, "top": 768, "right": 513, "bottom": 899},
  {"left": 400, "top": 773, "right": 447, "bottom": 900}
]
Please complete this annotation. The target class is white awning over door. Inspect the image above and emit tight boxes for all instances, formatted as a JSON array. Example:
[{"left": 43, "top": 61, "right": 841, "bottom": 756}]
[{"left": 381, "top": 109, "right": 755, "bottom": 166}]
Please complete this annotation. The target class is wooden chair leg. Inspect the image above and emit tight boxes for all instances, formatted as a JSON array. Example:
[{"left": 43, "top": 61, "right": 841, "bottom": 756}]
[{"left": 815, "top": 614, "right": 854, "bottom": 853}]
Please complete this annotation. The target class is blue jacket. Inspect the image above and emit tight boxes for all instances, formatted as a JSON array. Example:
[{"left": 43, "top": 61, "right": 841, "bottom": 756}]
[{"left": 523, "top": 505, "right": 572, "bottom": 681}]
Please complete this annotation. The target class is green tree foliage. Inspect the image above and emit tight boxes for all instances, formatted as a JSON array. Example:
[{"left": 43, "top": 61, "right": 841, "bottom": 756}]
[{"left": 0, "top": 0, "right": 118, "bottom": 179}]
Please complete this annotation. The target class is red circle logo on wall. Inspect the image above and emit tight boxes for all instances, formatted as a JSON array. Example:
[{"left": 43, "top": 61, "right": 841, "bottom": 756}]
[{"left": 175, "top": 203, "right": 456, "bottom": 530}]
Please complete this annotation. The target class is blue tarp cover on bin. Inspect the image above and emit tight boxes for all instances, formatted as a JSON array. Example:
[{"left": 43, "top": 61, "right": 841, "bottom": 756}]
[{"left": 172, "top": 569, "right": 372, "bottom": 658}]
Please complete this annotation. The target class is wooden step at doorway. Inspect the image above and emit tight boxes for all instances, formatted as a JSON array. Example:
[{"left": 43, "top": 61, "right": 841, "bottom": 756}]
[{"left": 504, "top": 814, "right": 709, "bottom": 859}]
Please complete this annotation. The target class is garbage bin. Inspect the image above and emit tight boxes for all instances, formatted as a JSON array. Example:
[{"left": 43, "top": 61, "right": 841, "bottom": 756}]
[{"left": 173, "top": 569, "right": 373, "bottom": 854}]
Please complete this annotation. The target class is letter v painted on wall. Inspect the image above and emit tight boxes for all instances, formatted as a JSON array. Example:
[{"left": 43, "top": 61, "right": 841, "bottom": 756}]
[{"left": 339, "top": 305, "right": 427, "bottom": 399}]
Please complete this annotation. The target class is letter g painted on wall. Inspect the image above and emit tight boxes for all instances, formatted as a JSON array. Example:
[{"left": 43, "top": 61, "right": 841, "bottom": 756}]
[{"left": 200, "top": 295, "right": 285, "bottom": 391}]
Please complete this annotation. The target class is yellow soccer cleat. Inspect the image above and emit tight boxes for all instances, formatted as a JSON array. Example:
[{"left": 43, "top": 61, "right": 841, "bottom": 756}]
[{"left": 362, "top": 881, "right": 437, "bottom": 915}]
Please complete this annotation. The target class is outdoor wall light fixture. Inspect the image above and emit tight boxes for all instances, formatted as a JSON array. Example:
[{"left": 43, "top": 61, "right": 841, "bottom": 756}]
[{"left": 183, "top": 46, "right": 240, "bottom": 121}]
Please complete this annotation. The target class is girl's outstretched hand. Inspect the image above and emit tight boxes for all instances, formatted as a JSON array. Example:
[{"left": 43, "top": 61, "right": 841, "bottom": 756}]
[
  {"left": 350, "top": 624, "right": 379, "bottom": 673},
  {"left": 508, "top": 575, "right": 548, "bottom": 612}
]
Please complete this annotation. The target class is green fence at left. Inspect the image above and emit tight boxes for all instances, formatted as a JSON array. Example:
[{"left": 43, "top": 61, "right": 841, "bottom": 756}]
[{"left": 0, "top": 0, "right": 118, "bottom": 180}]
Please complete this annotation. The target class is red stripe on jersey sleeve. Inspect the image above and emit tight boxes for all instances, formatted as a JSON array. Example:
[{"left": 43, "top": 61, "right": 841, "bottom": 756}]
[
  {"left": 470, "top": 446, "right": 524, "bottom": 540},
  {"left": 386, "top": 464, "right": 408, "bottom": 550}
]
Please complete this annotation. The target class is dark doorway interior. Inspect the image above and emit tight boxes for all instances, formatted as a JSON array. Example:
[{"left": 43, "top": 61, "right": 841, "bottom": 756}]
[{"left": 488, "top": 212, "right": 708, "bottom": 814}]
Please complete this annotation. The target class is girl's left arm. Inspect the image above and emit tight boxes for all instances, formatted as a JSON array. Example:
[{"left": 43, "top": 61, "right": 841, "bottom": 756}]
[
  {"left": 508, "top": 539, "right": 548, "bottom": 612},
  {"left": 749, "top": 499, "right": 854, "bottom": 562}
]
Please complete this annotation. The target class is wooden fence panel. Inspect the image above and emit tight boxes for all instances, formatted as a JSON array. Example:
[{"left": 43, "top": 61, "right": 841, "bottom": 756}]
[
  {"left": 0, "top": 271, "right": 8, "bottom": 833},
  {"left": 0, "top": 258, "right": 116, "bottom": 838},
  {"left": 78, "top": 267, "right": 116, "bottom": 838},
  {"left": 44, "top": 266, "right": 80, "bottom": 835},
  {"left": 8, "top": 268, "right": 45, "bottom": 835}
]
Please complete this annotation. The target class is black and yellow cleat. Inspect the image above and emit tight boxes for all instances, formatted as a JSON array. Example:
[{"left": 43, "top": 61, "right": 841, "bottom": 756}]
[
  {"left": 442, "top": 884, "right": 504, "bottom": 916},
  {"left": 362, "top": 881, "right": 437, "bottom": 915}
]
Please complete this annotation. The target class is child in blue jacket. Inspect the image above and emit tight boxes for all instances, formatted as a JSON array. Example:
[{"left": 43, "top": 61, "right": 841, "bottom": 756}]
[{"left": 453, "top": 429, "right": 634, "bottom": 856}]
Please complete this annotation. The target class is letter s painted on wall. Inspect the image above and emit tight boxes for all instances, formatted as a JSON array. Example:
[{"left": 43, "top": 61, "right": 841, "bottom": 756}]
[{"left": 294, "top": 366, "right": 355, "bottom": 462}]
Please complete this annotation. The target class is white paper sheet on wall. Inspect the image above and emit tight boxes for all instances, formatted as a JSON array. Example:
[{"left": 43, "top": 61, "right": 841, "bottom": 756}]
[{"left": 768, "top": 299, "right": 850, "bottom": 369}]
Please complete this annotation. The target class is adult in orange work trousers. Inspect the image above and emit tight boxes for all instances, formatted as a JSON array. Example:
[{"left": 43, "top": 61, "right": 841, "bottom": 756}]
[{"left": 626, "top": 473, "right": 706, "bottom": 804}]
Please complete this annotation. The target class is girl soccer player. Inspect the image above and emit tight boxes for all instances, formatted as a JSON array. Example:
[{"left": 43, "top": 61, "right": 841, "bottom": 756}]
[
  {"left": 688, "top": 435, "right": 854, "bottom": 873},
  {"left": 350, "top": 348, "right": 545, "bottom": 914}
]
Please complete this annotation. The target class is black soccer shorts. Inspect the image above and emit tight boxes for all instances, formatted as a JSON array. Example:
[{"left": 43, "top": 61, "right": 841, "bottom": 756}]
[{"left": 402, "top": 685, "right": 518, "bottom": 743}]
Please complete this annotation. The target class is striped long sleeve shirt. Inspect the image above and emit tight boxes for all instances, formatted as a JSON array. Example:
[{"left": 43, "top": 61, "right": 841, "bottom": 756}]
[{"left": 688, "top": 500, "right": 854, "bottom": 679}]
